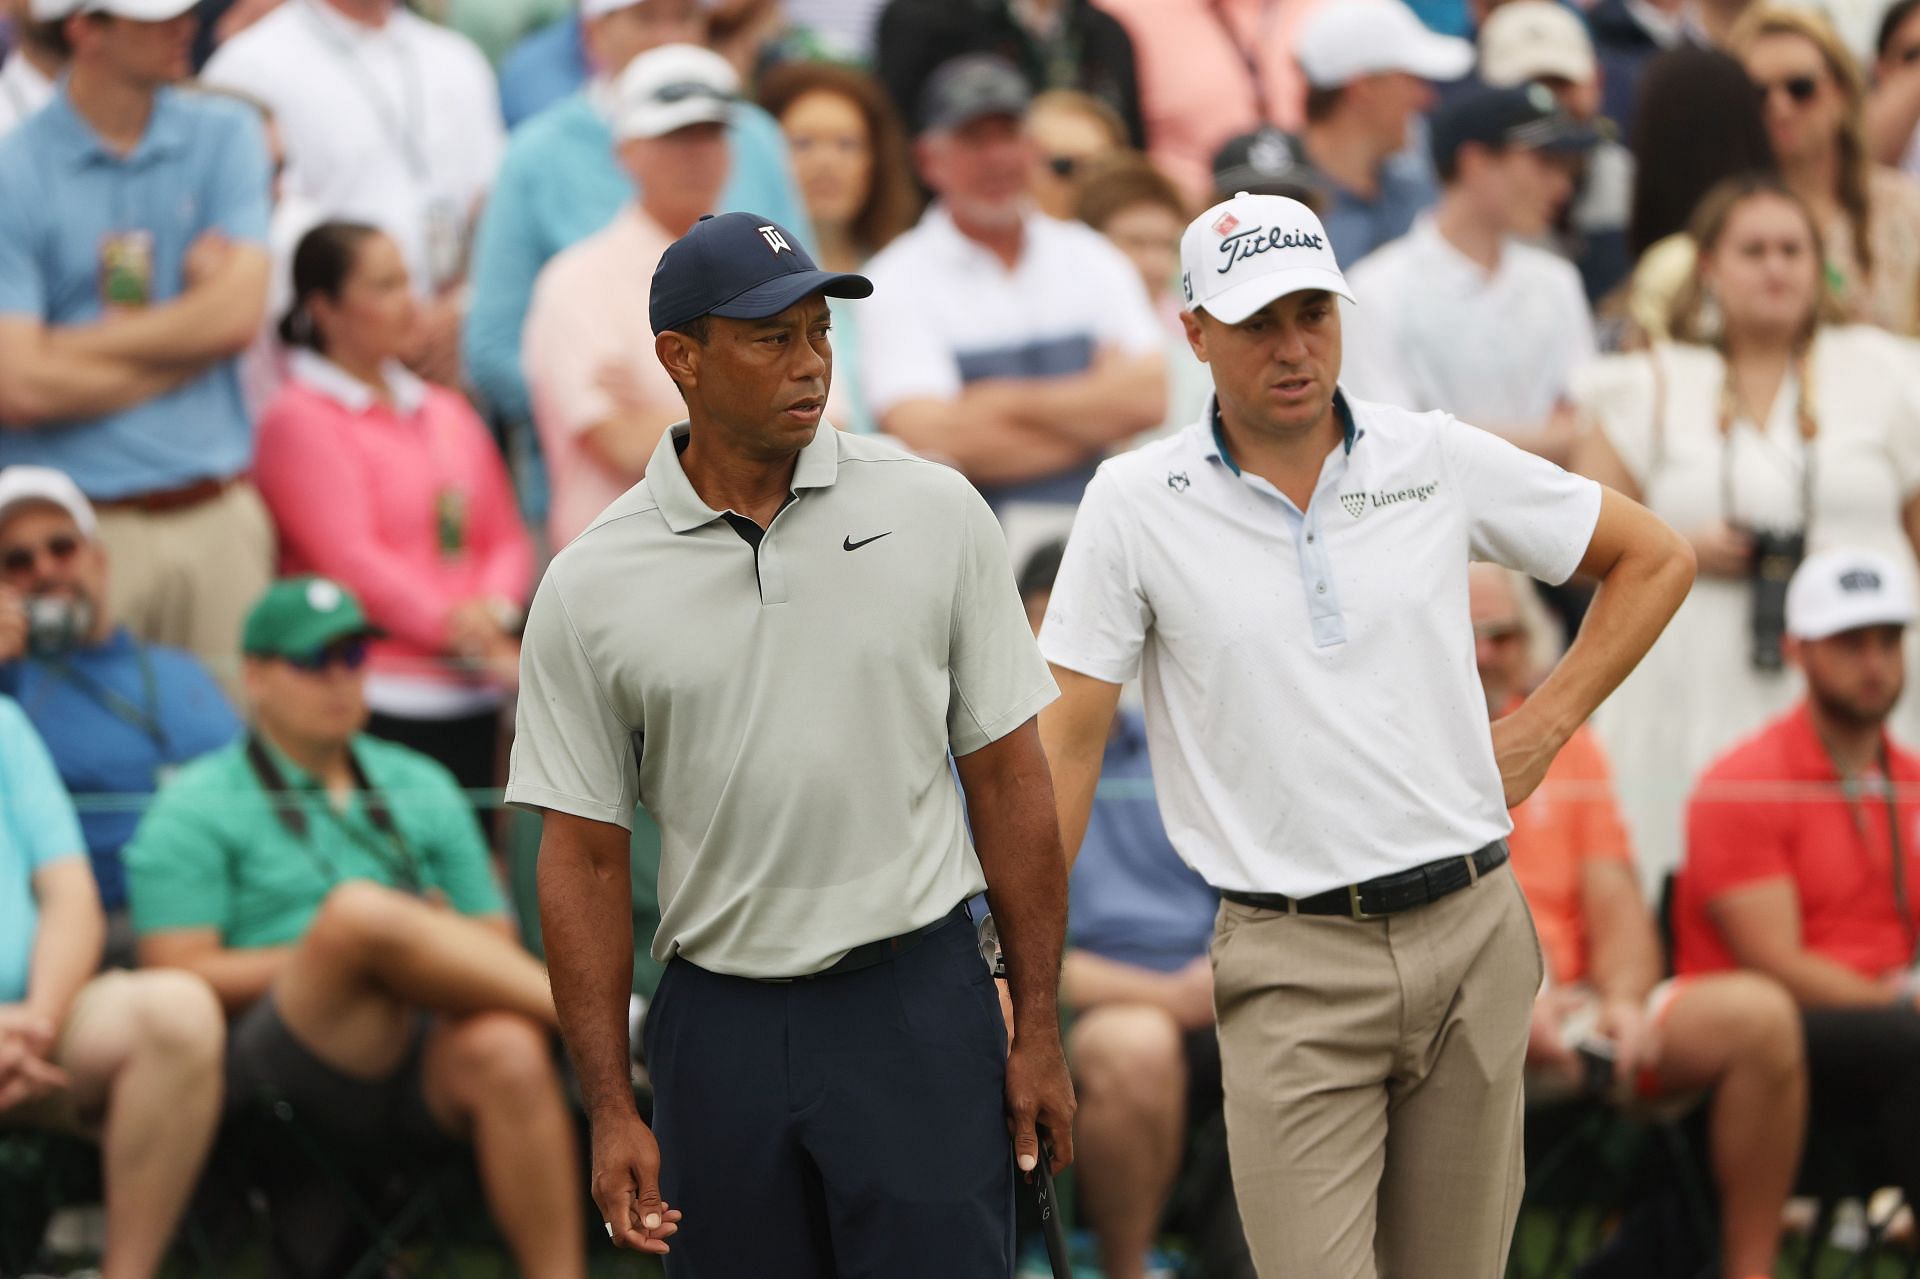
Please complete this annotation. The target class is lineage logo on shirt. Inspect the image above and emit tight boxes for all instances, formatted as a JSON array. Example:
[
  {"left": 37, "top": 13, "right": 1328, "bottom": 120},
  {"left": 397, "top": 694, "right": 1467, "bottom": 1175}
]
[{"left": 1340, "top": 482, "right": 1439, "bottom": 520}]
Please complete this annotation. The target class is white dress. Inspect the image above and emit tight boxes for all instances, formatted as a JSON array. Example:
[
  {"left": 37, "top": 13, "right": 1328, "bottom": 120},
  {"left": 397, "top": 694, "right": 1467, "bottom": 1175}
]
[{"left": 1572, "top": 325, "right": 1920, "bottom": 890}]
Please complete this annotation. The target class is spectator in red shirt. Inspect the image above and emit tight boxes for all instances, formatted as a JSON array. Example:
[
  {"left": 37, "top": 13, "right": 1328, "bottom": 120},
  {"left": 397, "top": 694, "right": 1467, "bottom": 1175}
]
[
  {"left": 1675, "top": 547, "right": 1920, "bottom": 1212},
  {"left": 1474, "top": 564, "right": 1804, "bottom": 1279}
]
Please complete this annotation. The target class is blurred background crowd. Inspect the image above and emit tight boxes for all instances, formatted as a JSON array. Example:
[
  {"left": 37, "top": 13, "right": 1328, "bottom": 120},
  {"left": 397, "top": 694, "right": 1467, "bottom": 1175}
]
[{"left": 6, "top": 0, "right": 1920, "bottom": 1274}]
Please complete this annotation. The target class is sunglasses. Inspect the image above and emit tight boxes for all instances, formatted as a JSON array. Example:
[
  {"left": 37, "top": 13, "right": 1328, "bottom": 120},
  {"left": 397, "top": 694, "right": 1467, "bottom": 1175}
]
[
  {"left": 0, "top": 534, "right": 82, "bottom": 576},
  {"left": 1046, "top": 154, "right": 1080, "bottom": 179},
  {"left": 1752, "top": 74, "right": 1820, "bottom": 105},
  {"left": 283, "top": 638, "right": 370, "bottom": 674}
]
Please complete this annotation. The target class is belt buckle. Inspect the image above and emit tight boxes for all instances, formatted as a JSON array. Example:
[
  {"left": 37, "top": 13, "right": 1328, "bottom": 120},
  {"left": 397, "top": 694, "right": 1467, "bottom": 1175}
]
[{"left": 1347, "top": 884, "right": 1376, "bottom": 921}]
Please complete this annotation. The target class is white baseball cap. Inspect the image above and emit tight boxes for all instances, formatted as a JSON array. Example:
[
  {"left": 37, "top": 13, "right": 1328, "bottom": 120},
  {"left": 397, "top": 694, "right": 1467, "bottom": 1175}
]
[
  {"left": 1479, "top": 1, "right": 1598, "bottom": 87},
  {"left": 31, "top": 0, "right": 196, "bottom": 21},
  {"left": 1786, "top": 548, "right": 1917, "bottom": 640},
  {"left": 610, "top": 43, "right": 737, "bottom": 141},
  {"left": 1180, "top": 193, "right": 1354, "bottom": 323},
  {"left": 0, "top": 466, "right": 98, "bottom": 538},
  {"left": 1295, "top": 0, "right": 1476, "bottom": 89}
]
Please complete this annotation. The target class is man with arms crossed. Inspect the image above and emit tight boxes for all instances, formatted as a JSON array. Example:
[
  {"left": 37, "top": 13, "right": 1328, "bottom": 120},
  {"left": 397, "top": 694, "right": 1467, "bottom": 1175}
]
[
  {"left": 1039, "top": 191, "right": 1695, "bottom": 1277},
  {"left": 511, "top": 211, "right": 1075, "bottom": 1275}
]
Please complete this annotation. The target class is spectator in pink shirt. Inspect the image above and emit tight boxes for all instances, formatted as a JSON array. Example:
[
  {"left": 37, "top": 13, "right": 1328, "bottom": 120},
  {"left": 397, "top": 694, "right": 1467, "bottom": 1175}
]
[
  {"left": 254, "top": 222, "right": 535, "bottom": 795},
  {"left": 1094, "top": 0, "right": 1330, "bottom": 202},
  {"left": 523, "top": 43, "right": 735, "bottom": 550}
]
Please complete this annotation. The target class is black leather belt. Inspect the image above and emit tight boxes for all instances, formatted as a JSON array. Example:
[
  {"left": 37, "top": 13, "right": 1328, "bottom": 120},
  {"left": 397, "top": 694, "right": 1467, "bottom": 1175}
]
[
  {"left": 756, "top": 903, "right": 970, "bottom": 983},
  {"left": 1220, "top": 840, "right": 1509, "bottom": 920}
]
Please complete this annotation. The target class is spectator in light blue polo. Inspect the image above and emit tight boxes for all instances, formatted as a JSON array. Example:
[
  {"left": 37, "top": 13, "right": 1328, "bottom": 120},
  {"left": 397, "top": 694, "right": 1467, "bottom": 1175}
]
[
  {"left": 0, "top": 467, "right": 240, "bottom": 933},
  {"left": 465, "top": 0, "right": 809, "bottom": 433},
  {"left": 1018, "top": 540, "right": 1254, "bottom": 1279},
  {"left": 0, "top": 0, "right": 272, "bottom": 688}
]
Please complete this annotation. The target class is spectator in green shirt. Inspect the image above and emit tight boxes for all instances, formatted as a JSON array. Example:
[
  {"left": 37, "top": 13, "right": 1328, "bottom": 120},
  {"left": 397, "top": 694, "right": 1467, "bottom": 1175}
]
[{"left": 125, "top": 577, "right": 585, "bottom": 1279}]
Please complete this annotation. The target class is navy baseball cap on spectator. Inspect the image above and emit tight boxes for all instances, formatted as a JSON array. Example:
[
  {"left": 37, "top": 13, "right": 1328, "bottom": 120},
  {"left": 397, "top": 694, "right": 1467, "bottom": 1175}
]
[
  {"left": 649, "top": 212, "right": 873, "bottom": 336},
  {"left": 1211, "top": 128, "right": 1332, "bottom": 207},
  {"left": 917, "top": 54, "right": 1032, "bottom": 136},
  {"left": 1429, "top": 83, "right": 1600, "bottom": 174}
]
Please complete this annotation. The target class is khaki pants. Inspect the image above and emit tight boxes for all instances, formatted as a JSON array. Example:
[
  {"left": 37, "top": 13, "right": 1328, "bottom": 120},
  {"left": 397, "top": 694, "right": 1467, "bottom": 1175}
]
[
  {"left": 1212, "top": 862, "right": 1543, "bottom": 1279},
  {"left": 94, "top": 481, "right": 274, "bottom": 702}
]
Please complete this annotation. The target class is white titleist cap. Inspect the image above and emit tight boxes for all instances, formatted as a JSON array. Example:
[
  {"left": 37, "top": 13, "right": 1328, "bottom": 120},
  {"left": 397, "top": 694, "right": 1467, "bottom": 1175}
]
[
  {"left": 1295, "top": 0, "right": 1476, "bottom": 89},
  {"left": 0, "top": 466, "right": 97, "bottom": 537},
  {"left": 610, "top": 43, "right": 737, "bottom": 141},
  {"left": 1479, "top": 1, "right": 1598, "bottom": 87},
  {"left": 1787, "top": 548, "right": 1917, "bottom": 640},
  {"left": 1179, "top": 193, "right": 1354, "bottom": 323}
]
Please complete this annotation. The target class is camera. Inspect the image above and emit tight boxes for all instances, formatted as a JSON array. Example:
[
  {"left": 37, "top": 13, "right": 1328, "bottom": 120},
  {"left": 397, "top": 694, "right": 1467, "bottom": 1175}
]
[
  {"left": 1747, "top": 526, "right": 1806, "bottom": 672},
  {"left": 25, "top": 594, "right": 91, "bottom": 657}
]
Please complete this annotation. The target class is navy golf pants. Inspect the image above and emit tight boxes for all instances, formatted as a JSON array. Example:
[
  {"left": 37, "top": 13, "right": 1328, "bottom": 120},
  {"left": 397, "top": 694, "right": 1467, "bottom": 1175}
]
[{"left": 642, "top": 910, "right": 1014, "bottom": 1278}]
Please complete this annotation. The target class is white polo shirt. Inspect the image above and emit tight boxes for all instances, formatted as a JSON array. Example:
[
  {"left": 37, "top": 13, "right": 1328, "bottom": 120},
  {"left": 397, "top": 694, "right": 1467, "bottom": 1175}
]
[
  {"left": 858, "top": 203, "right": 1163, "bottom": 508},
  {"left": 1339, "top": 218, "right": 1595, "bottom": 432},
  {"left": 1040, "top": 393, "right": 1602, "bottom": 897},
  {"left": 506, "top": 424, "right": 1057, "bottom": 978},
  {"left": 203, "top": 0, "right": 504, "bottom": 290}
]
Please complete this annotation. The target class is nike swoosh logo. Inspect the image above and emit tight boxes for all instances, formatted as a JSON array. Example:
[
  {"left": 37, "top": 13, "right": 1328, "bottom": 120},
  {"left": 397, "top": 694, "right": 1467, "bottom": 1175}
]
[{"left": 843, "top": 532, "right": 892, "bottom": 551}]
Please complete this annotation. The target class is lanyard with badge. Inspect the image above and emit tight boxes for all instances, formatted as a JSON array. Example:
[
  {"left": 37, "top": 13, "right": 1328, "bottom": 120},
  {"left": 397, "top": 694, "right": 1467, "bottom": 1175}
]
[
  {"left": 244, "top": 733, "right": 426, "bottom": 895},
  {"left": 296, "top": 0, "right": 464, "bottom": 287}
]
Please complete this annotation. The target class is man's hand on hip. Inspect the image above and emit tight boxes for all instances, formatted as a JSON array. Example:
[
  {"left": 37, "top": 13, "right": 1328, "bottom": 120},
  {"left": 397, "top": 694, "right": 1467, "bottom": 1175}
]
[
  {"left": 1491, "top": 701, "right": 1565, "bottom": 809},
  {"left": 589, "top": 1107, "right": 682, "bottom": 1255},
  {"left": 1005, "top": 1032, "right": 1076, "bottom": 1175}
]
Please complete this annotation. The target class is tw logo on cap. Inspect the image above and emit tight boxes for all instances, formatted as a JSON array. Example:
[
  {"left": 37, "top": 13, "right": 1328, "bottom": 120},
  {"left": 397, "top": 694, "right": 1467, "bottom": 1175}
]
[{"left": 758, "top": 225, "right": 793, "bottom": 254}]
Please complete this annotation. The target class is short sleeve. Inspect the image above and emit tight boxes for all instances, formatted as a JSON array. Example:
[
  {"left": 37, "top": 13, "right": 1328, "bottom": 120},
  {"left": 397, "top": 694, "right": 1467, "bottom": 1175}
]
[
  {"left": 408, "top": 760, "right": 507, "bottom": 917},
  {"left": 203, "top": 103, "right": 272, "bottom": 246},
  {"left": 0, "top": 161, "right": 46, "bottom": 318},
  {"left": 0, "top": 698, "right": 83, "bottom": 874},
  {"left": 946, "top": 481, "right": 1059, "bottom": 756},
  {"left": 1685, "top": 763, "right": 1792, "bottom": 902},
  {"left": 124, "top": 779, "right": 232, "bottom": 935},
  {"left": 505, "top": 572, "right": 640, "bottom": 828},
  {"left": 1038, "top": 467, "right": 1152, "bottom": 683},
  {"left": 1570, "top": 352, "right": 1661, "bottom": 486},
  {"left": 858, "top": 250, "right": 963, "bottom": 416},
  {"left": 1441, "top": 415, "right": 1601, "bottom": 585}
]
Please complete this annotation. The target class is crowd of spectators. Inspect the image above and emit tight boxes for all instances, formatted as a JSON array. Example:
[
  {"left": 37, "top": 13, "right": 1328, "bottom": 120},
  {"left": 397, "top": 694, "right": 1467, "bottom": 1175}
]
[{"left": 5, "top": 0, "right": 1920, "bottom": 1273}]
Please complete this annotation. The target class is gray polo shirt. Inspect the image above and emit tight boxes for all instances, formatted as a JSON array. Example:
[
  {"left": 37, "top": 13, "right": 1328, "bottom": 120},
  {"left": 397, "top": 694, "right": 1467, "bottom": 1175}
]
[{"left": 506, "top": 422, "right": 1057, "bottom": 978}]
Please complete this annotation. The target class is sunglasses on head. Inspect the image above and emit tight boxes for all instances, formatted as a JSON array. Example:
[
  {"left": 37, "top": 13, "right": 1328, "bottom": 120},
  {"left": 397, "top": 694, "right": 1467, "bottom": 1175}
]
[
  {"left": 0, "top": 535, "right": 82, "bottom": 576},
  {"left": 1753, "top": 74, "right": 1820, "bottom": 104},
  {"left": 283, "top": 638, "right": 370, "bottom": 674}
]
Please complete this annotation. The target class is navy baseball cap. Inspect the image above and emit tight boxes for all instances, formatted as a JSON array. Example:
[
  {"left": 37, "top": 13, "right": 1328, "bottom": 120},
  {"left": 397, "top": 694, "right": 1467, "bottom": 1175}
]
[
  {"left": 1429, "top": 82, "right": 1599, "bottom": 175},
  {"left": 648, "top": 212, "right": 873, "bottom": 336}
]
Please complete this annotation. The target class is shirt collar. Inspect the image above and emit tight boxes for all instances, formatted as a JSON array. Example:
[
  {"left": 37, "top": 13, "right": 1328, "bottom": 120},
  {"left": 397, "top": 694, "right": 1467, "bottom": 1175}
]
[
  {"left": 1203, "top": 390, "right": 1360, "bottom": 477},
  {"left": 648, "top": 420, "right": 841, "bottom": 534},
  {"left": 301, "top": 0, "right": 396, "bottom": 43},
  {"left": 41, "top": 79, "right": 192, "bottom": 165},
  {"left": 290, "top": 348, "right": 430, "bottom": 416},
  {"left": 1781, "top": 699, "right": 1902, "bottom": 781}
]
